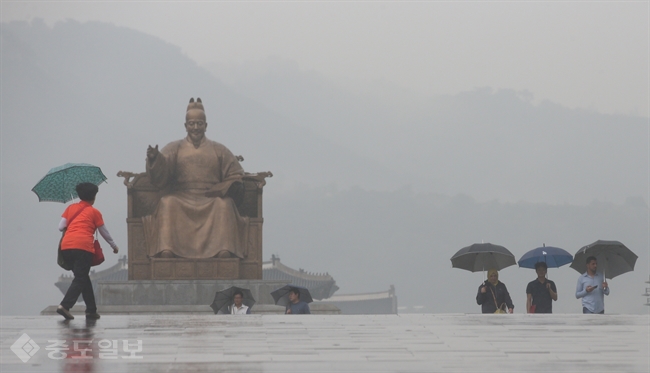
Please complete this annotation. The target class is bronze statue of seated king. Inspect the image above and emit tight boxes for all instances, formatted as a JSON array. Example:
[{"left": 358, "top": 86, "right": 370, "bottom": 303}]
[{"left": 118, "top": 98, "right": 271, "bottom": 280}]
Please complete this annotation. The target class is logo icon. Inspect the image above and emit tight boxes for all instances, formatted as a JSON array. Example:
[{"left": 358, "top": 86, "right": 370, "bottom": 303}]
[{"left": 11, "top": 333, "right": 40, "bottom": 363}]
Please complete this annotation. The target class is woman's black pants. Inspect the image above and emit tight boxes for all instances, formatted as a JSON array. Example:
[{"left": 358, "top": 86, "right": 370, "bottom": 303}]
[{"left": 60, "top": 249, "right": 96, "bottom": 314}]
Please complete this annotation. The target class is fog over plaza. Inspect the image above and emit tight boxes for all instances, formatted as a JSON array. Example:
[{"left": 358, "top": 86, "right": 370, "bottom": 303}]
[{"left": 1, "top": 2, "right": 648, "bottom": 316}]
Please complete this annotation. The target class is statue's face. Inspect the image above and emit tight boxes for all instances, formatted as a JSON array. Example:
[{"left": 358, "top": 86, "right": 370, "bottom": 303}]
[{"left": 185, "top": 118, "right": 207, "bottom": 143}]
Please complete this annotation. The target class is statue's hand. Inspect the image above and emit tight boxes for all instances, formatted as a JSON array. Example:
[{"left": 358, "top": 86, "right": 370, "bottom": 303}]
[{"left": 147, "top": 145, "right": 159, "bottom": 162}]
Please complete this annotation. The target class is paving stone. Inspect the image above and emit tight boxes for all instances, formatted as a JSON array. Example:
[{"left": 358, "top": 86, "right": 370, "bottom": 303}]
[{"left": 1, "top": 314, "right": 648, "bottom": 372}]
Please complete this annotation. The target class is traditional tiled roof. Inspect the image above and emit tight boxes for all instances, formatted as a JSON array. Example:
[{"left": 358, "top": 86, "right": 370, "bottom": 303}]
[
  {"left": 263, "top": 255, "right": 339, "bottom": 300},
  {"left": 317, "top": 285, "right": 397, "bottom": 314}
]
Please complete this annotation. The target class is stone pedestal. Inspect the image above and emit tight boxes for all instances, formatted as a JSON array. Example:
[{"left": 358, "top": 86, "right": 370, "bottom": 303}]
[
  {"left": 45, "top": 279, "right": 342, "bottom": 315},
  {"left": 96, "top": 280, "right": 289, "bottom": 306},
  {"left": 41, "top": 303, "right": 341, "bottom": 315}
]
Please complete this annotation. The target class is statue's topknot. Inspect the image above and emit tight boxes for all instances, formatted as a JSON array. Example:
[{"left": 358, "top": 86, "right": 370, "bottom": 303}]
[
  {"left": 187, "top": 97, "right": 205, "bottom": 113},
  {"left": 185, "top": 97, "right": 206, "bottom": 121}
]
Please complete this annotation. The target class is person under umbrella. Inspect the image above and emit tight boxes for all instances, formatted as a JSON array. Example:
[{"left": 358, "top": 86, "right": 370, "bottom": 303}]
[
  {"left": 271, "top": 285, "right": 312, "bottom": 314},
  {"left": 575, "top": 256, "right": 609, "bottom": 314},
  {"left": 518, "top": 245, "right": 567, "bottom": 313},
  {"left": 210, "top": 286, "right": 255, "bottom": 314},
  {"left": 450, "top": 243, "right": 516, "bottom": 314},
  {"left": 476, "top": 269, "right": 514, "bottom": 314},
  {"left": 57, "top": 183, "right": 119, "bottom": 320},
  {"left": 285, "top": 287, "right": 311, "bottom": 314},
  {"left": 230, "top": 290, "right": 252, "bottom": 314},
  {"left": 571, "top": 240, "right": 636, "bottom": 314},
  {"left": 525, "top": 262, "right": 558, "bottom": 313}
]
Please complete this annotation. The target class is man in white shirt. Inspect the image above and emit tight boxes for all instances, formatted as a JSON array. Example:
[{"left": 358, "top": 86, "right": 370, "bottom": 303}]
[
  {"left": 230, "top": 290, "right": 251, "bottom": 314},
  {"left": 575, "top": 256, "right": 609, "bottom": 314}
]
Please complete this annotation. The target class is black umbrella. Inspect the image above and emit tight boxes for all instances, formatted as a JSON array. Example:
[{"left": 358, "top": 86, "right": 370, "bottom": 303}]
[
  {"left": 271, "top": 285, "right": 313, "bottom": 307},
  {"left": 450, "top": 243, "right": 516, "bottom": 272},
  {"left": 209, "top": 286, "right": 256, "bottom": 314},
  {"left": 570, "top": 240, "right": 637, "bottom": 279}
]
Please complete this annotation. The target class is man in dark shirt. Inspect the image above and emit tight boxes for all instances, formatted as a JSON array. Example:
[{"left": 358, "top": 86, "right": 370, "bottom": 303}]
[
  {"left": 526, "top": 262, "right": 557, "bottom": 313},
  {"left": 285, "top": 288, "right": 311, "bottom": 314}
]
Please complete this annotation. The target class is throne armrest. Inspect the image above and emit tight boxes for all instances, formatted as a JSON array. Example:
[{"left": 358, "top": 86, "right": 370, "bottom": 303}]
[
  {"left": 117, "top": 171, "right": 164, "bottom": 218},
  {"left": 243, "top": 171, "right": 273, "bottom": 187},
  {"left": 238, "top": 171, "right": 272, "bottom": 218}
]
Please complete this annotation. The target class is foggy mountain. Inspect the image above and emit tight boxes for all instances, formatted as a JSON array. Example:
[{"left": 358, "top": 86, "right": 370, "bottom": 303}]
[
  {"left": 206, "top": 58, "right": 648, "bottom": 205},
  {"left": 1, "top": 19, "right": 403, "bottom": 192},
  {"left": 1, "top": 20, "right": 647, "bottom": 316}
]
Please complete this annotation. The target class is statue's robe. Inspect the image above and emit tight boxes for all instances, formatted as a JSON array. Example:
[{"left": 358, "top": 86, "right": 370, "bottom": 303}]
[{"left": 142, "top": 136, "right": 249, "bottom": 259}]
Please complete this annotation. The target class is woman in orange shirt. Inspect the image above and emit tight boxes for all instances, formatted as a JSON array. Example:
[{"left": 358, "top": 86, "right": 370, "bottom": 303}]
[{"left": 57, "top": 183, "right": 119, "bottom": 320}]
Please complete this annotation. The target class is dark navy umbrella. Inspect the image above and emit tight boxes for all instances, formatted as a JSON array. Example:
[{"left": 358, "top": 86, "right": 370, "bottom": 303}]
[
  {"left": 271, "top": 285, "right": 313, "bottom": 307},
  {"left": 518, "top": 244, "right": 573, "bottom": 269}
]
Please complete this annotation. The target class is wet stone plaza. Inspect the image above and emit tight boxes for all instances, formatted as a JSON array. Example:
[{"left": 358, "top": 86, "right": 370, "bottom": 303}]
[{"left": 1, "top": 313, "right": 648, "bottom": 372}]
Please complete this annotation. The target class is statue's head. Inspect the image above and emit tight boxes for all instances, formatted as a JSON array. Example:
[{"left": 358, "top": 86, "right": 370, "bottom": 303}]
[{"left": 185, "top": 97, "right": 207, "bottom": 143}]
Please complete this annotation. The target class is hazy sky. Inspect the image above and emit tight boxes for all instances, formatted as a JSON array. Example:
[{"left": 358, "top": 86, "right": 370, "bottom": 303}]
[{"left": 2, "top": 1, "right": 648, "bottom": 116}]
